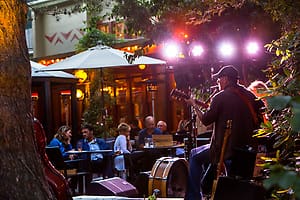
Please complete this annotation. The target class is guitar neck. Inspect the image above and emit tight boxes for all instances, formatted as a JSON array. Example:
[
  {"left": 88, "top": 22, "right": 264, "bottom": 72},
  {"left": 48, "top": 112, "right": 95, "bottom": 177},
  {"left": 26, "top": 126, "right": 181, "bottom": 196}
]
[
  {"left": 195, "top": 99, "right": 208, "bottom": 109},
  {"left": 170, "top": 88, "right": 209, "bottom": 109}
]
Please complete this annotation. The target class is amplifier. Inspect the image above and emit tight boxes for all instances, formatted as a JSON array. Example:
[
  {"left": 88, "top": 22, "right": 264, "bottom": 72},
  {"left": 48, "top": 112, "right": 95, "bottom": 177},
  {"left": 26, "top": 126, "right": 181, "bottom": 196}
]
[
  {"left": 86, "top": 177, "right": 138, "bottom": 197},
  {"left": 213, "top": 176, "right": 265, "bottom": 200}
]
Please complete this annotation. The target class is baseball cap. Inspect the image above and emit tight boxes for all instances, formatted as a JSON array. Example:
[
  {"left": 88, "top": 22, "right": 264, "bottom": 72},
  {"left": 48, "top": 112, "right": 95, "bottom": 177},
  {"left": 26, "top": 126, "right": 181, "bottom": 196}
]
[{"left": 212, "top": 65, "right": 240, "bottom": 80}]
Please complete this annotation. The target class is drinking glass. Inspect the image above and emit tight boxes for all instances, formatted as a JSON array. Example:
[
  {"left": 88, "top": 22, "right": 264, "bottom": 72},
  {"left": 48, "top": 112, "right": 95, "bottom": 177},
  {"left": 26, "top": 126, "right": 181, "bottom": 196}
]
[{"left": 77, "top": 141, "right": 83, "bottom": 152}]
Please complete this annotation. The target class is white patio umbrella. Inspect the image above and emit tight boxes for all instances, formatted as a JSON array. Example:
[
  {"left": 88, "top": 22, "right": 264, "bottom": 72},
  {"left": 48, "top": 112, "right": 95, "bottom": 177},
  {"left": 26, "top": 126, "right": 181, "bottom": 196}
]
[
  {"left": 31, "top": 61, "right": 76, "bottom": 79},
  {"left": 37, "top": 45, "right": 166, "bottom": 120},
  {"left": 39, "top": 45, "right": 166, "bottom": 71}
]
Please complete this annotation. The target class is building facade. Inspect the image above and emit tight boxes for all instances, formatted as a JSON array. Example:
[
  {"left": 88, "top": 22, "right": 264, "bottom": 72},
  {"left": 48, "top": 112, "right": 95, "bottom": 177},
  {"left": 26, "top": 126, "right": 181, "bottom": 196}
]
[{"left": 28, "top": 0, "right": 186, "bottom": 138}]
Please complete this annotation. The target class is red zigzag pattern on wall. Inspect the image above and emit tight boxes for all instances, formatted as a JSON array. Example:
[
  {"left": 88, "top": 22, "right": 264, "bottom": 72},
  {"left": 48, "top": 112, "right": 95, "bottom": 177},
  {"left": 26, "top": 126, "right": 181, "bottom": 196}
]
[
  {"left": 45, "top": 29, "right": 82, "bottom": 45},
  {"left": 45, "top": 33, "right": 57, "bottom": 43},
  {"left": 61, "top": 30, "right": 72, "bottom": 40}
]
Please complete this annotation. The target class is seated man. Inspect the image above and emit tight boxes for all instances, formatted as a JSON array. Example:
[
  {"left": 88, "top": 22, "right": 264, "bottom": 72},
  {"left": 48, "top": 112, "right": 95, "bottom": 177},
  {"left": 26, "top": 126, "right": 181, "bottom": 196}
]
[
  {"left": 138, "top": 116, "right": 162, "bottom": 149},
  {"left": 184, "top": 65, "right": 264, "bottom": 199},
  {"left": 157, "top": 120, "right": 169, "bottom": 135},
  {"left": 77, "top": 124, "right": 114, "bottom": 180}
]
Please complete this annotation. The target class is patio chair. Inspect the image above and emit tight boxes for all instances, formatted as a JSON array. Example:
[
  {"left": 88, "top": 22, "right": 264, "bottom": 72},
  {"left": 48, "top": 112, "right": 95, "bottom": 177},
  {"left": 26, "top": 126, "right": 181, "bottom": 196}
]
[{"left": 45, "top": 146, "right": 90, "bottom": 194}]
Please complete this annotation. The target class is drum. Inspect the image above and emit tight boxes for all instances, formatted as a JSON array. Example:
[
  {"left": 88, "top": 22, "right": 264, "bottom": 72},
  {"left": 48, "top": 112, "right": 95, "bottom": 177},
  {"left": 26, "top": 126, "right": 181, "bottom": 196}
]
[{"left": 148, "top": 157, "right": 189, "bottom": 197}]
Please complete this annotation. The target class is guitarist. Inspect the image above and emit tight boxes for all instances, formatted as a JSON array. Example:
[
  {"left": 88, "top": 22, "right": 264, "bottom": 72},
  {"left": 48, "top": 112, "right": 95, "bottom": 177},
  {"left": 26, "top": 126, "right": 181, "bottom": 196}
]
[{"left": 184, "top": 65, "right": 264, "bottom": 200}]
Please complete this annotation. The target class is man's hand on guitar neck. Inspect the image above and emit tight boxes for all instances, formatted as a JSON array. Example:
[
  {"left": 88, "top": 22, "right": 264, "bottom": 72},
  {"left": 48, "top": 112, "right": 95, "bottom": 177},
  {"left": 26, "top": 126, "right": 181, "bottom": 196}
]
[
  {"left": 170, "top": 88, "right": 209, "bottom": 108},
  {"left": 184, "top": 97, "right": 204, "bottom": 121}
]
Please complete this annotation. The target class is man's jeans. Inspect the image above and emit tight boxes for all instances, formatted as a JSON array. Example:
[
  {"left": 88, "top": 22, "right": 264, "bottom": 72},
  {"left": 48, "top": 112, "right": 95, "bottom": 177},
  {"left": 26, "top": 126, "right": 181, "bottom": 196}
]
[{"left": 185, "top": 144, "right": 210, "bottom": 200}]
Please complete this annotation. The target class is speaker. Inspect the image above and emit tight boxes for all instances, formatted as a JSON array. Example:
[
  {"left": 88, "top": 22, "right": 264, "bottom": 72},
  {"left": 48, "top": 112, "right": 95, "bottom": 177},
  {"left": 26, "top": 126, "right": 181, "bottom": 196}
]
[
  {"left": 86, "top": 177, "right": 138, "bottom": 197},
  {"left": 213, "top": 177, "right": 266, "bottom": 200},
  {"left": 230, "top": 147, "right": 257, "bottom": 179}
]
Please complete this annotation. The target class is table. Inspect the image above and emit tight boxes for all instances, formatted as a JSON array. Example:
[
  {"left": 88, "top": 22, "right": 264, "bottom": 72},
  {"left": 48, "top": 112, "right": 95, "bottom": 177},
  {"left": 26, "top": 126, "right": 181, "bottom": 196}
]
[
  {"left": 143, "top": 144, "right": 184, "bottom": 149},
  {"left": 143, "top": 144, "right": 184, "bottom": 157},
  {"left": 73, "top": 195, "right": 184, "bottom": 200},
  {"left": 66, "top": 149, "right": 113, "bottom": 193},
  {"left": 66, "top": 149, "right": 113, "bottom": 154}
]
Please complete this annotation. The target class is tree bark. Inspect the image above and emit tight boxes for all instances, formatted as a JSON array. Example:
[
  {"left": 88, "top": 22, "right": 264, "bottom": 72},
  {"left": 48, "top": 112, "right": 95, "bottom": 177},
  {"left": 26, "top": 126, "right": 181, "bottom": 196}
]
[{"left": 0, "top": 1, "right": 54, "bottom": 199}]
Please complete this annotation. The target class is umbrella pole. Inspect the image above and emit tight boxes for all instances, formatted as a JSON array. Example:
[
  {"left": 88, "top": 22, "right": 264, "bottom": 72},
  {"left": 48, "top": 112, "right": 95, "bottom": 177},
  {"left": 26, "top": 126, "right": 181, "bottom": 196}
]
[
  {"left": 101, "top": 68, "right": 104, "bottom": 107},
  {"left": 151, "top": 91, "right": 155, "bottom": 120},
  {"left": 100, "top": 68, "right": 106, "bottom": 138}
]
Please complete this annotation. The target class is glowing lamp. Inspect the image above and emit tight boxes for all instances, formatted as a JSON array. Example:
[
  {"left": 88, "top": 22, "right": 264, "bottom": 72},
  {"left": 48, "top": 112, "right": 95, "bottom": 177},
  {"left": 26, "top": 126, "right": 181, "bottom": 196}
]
[
  {"left": 191, "top": 45, "right": 204, "bottom": 57},
  {"left": 76, "top": 89, "right": 84, "bottom": 100},
  {"left": 246, "top": 42, "right": 259, "bottom": 55},
  {"left": 163, "top": 42, "right": 181, "bottom": 58},
  {"left": 218, "top": 42, "right": 235, "bottom": 58},
  {"left": 74, "top": 70, "right": 87, "bottom": 83},
  {"left": 138, "top": 64, "right": 146, "bottom": 70}
]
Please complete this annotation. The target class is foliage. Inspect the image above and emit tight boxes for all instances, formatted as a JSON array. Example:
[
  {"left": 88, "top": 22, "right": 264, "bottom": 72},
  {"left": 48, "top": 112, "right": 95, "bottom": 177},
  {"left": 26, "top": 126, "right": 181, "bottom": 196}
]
[
  {"left": 256, "top": 30, "right": 300, "bottom": 199},
  {"left": 75, "top": 13, "right": 119, "bottom": 138},
  {"left": 81, "top": 69, "right": 116, "bottom": 138},
  {"left": 112, "top": 0, "right": 238, "bottom": 43},
  {"left": 30, "top": 0, "right": 105, "bottom": 18},
  {"left": 252, "top": 0, "right": 300, "bottom": 32},
  {"left": 75, "top": 27, "right": 117, "bottom": 52}
]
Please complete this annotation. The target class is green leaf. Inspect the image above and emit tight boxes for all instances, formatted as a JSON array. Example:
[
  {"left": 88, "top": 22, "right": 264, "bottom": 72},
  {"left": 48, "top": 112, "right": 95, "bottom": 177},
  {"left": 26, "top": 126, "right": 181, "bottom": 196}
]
[
  {"left": 266, "top": 96, "right": 292, "bottom": 110},
  {"left": 276, "top": 49, "right": 281, "bottom": 56},
  {"left": 291, "top": 101, "right": 300, "bottom": 132},
  {"left": 291, "top": 98, "right": 300, "bottom": 106},
  {"left": 274, "top": 135, "right": 289, "bottom": 149},
  {"left": 278, "top": 170, "right": 297, "bottom": 189},
  {"left": 294, "top": 179, "right": 300, "bottom": 199}
]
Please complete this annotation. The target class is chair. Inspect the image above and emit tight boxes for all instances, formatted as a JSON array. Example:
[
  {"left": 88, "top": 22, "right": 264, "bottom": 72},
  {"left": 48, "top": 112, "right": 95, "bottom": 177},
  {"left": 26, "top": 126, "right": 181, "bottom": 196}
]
[
  {"left": 123, "top": 151, "right": 146, "bottom": 182},
  {"left": 45, "top": 146, "right": 90, "bottom": 194}
]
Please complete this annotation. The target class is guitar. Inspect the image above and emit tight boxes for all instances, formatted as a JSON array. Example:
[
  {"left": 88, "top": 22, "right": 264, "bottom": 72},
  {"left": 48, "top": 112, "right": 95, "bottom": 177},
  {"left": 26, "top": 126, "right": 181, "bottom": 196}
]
[
  {"left": 170, "top": 88, "right": 209, "bottom": 109},
  {"left": 33, "top": 118, "right": 72, "bottom": 200},
  {"left": 210, "top": 120, "right": 232, "bottom": 200}
]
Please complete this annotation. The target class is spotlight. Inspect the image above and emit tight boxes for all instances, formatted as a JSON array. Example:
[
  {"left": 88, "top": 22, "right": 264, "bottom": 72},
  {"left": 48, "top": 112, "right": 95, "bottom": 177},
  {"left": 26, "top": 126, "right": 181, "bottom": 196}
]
[
  {"left": 162, "top": 42, "right": 181, "bottom": 59},
  {"left": 246, "top": 41, "right": 259, "bottom": 55},
  {"left": 218, "top": 41, "right": 235, "bottom": 58},
  {"left": 191, "top": 45, "right": 204, "bottom": 57}
]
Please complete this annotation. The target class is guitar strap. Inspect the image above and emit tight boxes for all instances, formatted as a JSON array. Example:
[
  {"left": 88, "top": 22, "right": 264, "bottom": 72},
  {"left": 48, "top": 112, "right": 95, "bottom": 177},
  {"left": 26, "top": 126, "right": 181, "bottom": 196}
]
[{"left": 229, "top": 87, "right": 260, "bottom": 126}]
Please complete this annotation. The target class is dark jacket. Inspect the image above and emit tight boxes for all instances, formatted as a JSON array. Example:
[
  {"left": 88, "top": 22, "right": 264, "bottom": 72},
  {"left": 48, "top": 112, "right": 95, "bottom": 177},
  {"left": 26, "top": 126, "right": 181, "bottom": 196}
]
[{"left": 202, "top": 84, "right": 264, "bottom": 164}]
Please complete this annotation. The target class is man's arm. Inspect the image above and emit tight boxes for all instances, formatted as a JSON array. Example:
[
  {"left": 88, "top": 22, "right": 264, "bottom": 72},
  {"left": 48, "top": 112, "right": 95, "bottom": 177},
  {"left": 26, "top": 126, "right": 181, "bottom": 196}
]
[{"left": 185, "top": 98, "right": 204, "bottom": 121}]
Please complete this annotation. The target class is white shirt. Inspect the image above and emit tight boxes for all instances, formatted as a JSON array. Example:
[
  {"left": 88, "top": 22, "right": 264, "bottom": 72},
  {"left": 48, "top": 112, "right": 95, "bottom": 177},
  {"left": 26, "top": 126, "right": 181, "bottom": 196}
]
[
  {"left": 114, "top": 135, "right": 131, "bottom": 154},
  {"left": 88, "top": 139, "right": 103, "bottom": 160}
]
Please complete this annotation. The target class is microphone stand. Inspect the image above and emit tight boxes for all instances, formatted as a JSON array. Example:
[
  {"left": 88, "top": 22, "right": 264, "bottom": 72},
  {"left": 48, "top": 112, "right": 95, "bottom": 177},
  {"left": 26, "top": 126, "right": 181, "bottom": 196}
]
[
  {"left": 184, "top": 102, "right": 198, "bottom": 160},
  {"left": 191, "top": 111, "right": 197, "bottom": 148}
]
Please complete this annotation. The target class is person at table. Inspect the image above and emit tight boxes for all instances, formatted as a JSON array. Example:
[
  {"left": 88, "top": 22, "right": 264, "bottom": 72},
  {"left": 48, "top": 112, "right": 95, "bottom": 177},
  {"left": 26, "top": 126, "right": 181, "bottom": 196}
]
[
  {"left": 184, "top": 65, "right": 265, "bottom": 200},
  {"left": 113, "top": 123, "right": 132, "bottom": 179},
  {"left": 48, "top": 125, "right": 74, "bottom": 160},
  {"left": 157, "top": 120, "right": 169, "bottom": 135},
  {"left": 138, "top": 115, "right": 162, "bottom": 149},
  {"left": 77, "top": 124, "right": 114, "bottom": 179},
  {"left": 129, "top": 118, "right": 141, "bottom": 140},
  {"left": 114, "top": 122, "right": 148, "bottom": 180}
]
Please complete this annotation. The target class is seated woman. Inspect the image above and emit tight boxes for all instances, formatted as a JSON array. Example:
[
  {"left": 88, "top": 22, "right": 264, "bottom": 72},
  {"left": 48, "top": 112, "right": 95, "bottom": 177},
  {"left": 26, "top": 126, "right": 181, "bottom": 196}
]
[
  {"left": 48, "top": 125, "right": 74, "bottom": 160},
  {"left": 113, "top": 123, "right": 132, "bottom": 179}
]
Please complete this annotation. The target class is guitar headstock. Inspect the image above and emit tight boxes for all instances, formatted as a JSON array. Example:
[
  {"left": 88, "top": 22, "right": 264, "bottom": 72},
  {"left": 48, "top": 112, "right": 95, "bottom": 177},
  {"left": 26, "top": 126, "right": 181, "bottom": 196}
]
[
  {"left": 226, "top": 120, "right": 232, "bottom": 129},
  {"left": 170, "top": 88, "right": 190, "bottom": 100}
]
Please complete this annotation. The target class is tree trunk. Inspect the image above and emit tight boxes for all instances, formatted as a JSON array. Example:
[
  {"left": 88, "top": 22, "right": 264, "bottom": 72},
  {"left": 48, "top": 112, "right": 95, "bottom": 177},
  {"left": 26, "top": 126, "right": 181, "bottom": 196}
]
[{"left": 0, "top": 1, "right": 54, "bottom": 199}]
